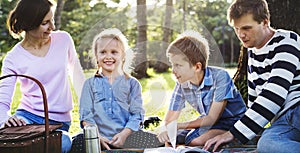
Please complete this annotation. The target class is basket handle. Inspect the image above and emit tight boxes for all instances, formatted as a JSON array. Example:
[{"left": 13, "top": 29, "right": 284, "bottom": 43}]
[{"left": 0, "top": 74, "right": 50, "bottom": 153}]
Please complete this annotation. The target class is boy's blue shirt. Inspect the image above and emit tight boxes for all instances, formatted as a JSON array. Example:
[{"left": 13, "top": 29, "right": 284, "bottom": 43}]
[
  {"left": 80, "top": 74, "right": 144, "bottom": 139},
  {"left": 169, "top": 66, "right": 246, "bottom": 119}
]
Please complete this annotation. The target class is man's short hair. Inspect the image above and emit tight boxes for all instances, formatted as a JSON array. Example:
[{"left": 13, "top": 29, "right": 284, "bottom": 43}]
[{"left": 227, "top": 0, "right": 270, "bottom": 26}]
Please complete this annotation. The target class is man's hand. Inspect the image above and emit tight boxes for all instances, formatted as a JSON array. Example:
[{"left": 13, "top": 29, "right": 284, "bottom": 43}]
[
  {"left": 4, "top": 116, "right": 26, "bottom": 127},
  {"left": 203, "top": 131, "right": 234, "bottom": 152}
]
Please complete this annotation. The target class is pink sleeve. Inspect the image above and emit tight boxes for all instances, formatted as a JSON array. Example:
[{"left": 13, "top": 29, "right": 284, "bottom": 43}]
[
  {"left": 66, "top": 33, "right": 85, "bottom": 98},
  {"left": 0, "top": 54, "right": 18, "bottom": 126}
]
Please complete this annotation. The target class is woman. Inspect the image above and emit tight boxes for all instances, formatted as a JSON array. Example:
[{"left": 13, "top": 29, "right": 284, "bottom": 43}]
[{"left": 0, "top": 0, "right": 85, "bottom": 152}]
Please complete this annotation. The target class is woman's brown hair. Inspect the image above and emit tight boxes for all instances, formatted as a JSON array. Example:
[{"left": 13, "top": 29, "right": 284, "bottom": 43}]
[{"left": 7, "top": 0, "right": 55, "bottom": 39}]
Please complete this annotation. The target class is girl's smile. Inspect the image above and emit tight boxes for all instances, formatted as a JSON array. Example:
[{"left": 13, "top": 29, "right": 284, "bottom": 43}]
[{"left": 96, "top": 37, "right": 124, "bottom": 76}]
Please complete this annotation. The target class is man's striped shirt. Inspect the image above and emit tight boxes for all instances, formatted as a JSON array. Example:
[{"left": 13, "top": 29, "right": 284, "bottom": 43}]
[{"left": 230, "top": 29, "right": 300, "bottom": 144}]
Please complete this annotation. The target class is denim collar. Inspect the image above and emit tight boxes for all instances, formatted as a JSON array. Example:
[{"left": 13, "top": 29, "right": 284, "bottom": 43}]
[{"left": 182, "top": 68, "right": 213, "bottom": 90}]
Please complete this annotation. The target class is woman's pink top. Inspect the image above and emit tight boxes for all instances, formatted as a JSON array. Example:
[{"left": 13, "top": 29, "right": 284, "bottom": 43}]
[{"left": 0, "top": 31, "right": 85, "bottom": 126}]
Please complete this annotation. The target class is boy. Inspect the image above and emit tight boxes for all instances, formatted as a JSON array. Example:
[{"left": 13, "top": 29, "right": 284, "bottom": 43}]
[{"left": 157, "top": 30, "right": 246, "bottom": 146}]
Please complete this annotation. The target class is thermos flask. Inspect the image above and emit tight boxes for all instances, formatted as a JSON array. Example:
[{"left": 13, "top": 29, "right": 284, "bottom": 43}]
[{"left": 84, "top": 124, "right": 101, "bottom": 153}]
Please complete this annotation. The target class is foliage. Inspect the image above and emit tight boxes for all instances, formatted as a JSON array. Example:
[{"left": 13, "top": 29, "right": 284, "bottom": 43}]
[
  {"left": 144, "top": 0, "right": 240, "bottom": 68},
  {"left": 185, "top": 0, "right": 241, "bottom": 64},
  {"left": 0, "top": 0, "right": 240, "bottom": 70},
  {"left": 61, "top": 0, "right": 131, "bottom": 69},
  {"left": 0, "top": 0, "right": 19, "bottom": 68},
  {"left": 1, "top": 0, "right": 299, "bottom": 71}
]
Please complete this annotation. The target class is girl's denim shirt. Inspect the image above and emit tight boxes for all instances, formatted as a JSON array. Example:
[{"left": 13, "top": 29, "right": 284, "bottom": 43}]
[{"left": 80, "top": 74, "right": 144, "bottom": 139}]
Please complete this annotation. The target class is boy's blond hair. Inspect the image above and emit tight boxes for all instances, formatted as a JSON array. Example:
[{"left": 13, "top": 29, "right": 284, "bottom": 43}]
[{"left": 166, "top": 30, "right": 209, "bottom": 69}]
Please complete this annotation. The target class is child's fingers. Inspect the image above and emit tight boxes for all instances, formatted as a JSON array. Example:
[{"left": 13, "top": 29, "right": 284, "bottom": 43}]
[
  {"left": 109, "top": 135, "right": 118, "bottom": 144},
  {"left": 101, "top": 140, "right": 111, "bottom": 150},
  {"left": 157, "top": 131, "right": 169, "bottom": 143}
]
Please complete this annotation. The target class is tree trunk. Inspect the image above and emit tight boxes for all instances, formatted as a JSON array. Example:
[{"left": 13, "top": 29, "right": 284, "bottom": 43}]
[
  {"left": 183, "top": 0, "right": 187, "bottom": 30},
  {"left": 133, "top": 0, "right": 148, "bottom": 79},
  {"left": 54, "top": 0, "right": 65, "bottom": 30},
  {"left": 267, "top": 0, "right": 300, "bottom": 33},
  {"left": 153, "top": 0, "right": 173, "bottom": 73}
]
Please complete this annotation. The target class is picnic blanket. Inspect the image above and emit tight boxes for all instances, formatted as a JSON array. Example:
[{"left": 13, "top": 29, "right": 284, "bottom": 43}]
[
  {"left": 101, "top": 146, "right": 257, "bottom": 153},
  {"left": 101, "top": 136, "right": 259, "bottom": 153}
]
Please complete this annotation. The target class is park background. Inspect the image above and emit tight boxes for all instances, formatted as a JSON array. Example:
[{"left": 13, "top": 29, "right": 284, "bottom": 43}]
[{"left": 0, "top": 0, "right": 299, "bottom": 135}]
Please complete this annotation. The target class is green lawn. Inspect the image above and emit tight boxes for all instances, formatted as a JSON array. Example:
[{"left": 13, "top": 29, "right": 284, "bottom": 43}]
[{"left": 9, "top": 68, "right": 237, "bottom": 136}]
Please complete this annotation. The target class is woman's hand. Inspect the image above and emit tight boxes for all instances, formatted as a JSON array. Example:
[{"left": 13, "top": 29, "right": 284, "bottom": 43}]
[{"left": 4, "top": 116, "right": 26, "bottom": 127}]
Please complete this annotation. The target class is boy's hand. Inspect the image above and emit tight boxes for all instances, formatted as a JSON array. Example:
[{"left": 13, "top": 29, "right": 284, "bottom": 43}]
[{"left": 157, "top": 126, "right": 169, "bottom": 143}]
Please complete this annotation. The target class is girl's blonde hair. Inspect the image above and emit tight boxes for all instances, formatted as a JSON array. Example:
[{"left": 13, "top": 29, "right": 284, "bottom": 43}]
[{"left": 92, "top": 28, "right": 134, "bottom": 77}]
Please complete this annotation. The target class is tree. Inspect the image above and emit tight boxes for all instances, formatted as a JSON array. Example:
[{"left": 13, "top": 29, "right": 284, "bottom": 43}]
[
  {"left": 0, "top": 0, "right": 18, "bottom": 68},
  {"left": 183, "top": 0, "right": 187, "bottom": 30},
  {"left": 54, "top": 0, "right": 65, "bottom": 30},
  {"left": 60, "top": 0, "right": 130, "bottom": 70},
  {"left": 153, "top": 0, "right": 173, "bottom": 73},
  {"left": 191, "top": 0, "right": 239, "bottom": 64},
  {"left": 133, "top": 0, "right": 148, "bottom": 79},
  {"left": 267, "top": 0, "right": 300, "bottom": 33}
]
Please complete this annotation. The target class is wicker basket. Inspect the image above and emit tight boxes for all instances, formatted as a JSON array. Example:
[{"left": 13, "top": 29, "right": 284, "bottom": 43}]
[{"left": 0, "top": 74, "right": 62, "bottom": 153}]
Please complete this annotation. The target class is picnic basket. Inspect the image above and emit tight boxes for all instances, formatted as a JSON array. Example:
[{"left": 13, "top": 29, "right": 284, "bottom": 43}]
[{"left": 0, "top": 74, "right": 62, "bottom": 153}]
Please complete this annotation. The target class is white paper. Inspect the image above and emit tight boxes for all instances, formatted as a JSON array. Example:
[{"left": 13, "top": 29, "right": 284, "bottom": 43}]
[
  {"left": 144, "top": 147, "right": 177, "bottom": 153},
  {"left": 166, "top": 120, "right": 177, "bottom": 148},
  {"left": 144, "top": 146, "right": 210, "bottom": 153}
]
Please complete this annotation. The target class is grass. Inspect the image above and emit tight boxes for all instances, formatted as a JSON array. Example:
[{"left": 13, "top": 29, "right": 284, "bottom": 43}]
[{"left": 8, "top": 67, "right": 237, "bottom": 136}]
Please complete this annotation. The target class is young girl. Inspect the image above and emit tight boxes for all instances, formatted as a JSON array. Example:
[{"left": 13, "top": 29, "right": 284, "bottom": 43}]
[{"left": 79, "top": 28, "right": 162, "bottom": 150}]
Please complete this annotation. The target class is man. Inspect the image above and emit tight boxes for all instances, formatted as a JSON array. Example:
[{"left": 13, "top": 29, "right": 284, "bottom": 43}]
[{"left": 204, "top": 0, "right": 300, "bottom": 152}]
